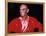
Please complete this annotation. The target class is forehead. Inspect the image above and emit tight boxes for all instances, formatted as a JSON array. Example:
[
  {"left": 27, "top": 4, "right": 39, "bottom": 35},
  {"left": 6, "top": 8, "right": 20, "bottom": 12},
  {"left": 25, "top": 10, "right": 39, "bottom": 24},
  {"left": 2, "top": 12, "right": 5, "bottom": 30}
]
[{"left": 20, "top": 4, "right": 28, "bottom": 9}]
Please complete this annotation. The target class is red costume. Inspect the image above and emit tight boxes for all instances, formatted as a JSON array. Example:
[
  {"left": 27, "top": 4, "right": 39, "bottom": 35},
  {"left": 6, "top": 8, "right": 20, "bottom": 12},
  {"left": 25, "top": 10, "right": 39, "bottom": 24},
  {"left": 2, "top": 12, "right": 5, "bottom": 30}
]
[{"left": 8, "top": 16, "right": 43, "bottom": 33}]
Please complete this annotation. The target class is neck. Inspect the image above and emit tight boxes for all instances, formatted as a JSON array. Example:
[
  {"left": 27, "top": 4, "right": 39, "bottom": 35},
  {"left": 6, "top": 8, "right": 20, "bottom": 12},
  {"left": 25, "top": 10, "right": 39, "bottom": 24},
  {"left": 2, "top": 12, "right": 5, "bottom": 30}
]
[{"left": 21, "top": 15, "right": 28, "bottom": 20}]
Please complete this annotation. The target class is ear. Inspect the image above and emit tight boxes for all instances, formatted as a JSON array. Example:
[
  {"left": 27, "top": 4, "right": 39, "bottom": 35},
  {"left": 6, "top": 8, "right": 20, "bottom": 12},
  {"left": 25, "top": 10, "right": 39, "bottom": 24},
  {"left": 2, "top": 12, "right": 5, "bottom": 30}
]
[{"left": 27, "top": 9, "right": 29, "bottom": 13}]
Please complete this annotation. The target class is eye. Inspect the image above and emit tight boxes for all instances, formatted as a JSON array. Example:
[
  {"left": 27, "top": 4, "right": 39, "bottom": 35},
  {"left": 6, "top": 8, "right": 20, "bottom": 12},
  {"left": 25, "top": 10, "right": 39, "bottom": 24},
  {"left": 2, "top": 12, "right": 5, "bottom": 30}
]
[
  {"left": 21, "top": 9, "right": 25, "bottom": 10},
  {"left": 20, "top": 8, "right": 27, "bottom": 10}
]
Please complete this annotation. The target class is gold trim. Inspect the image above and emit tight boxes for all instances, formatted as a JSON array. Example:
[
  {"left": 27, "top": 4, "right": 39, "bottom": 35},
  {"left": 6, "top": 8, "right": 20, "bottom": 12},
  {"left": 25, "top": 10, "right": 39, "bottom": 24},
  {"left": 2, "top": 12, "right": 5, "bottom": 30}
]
[{"left": 5, "top": 0, "right": 45, "bottom": 36}]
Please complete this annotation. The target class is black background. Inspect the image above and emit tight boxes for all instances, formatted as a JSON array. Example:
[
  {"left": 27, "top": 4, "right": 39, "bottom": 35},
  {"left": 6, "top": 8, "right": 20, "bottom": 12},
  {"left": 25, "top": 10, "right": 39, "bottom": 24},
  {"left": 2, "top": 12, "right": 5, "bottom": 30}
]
[{"left": 8, "top": 2, "right": 43, "bottom": 24}]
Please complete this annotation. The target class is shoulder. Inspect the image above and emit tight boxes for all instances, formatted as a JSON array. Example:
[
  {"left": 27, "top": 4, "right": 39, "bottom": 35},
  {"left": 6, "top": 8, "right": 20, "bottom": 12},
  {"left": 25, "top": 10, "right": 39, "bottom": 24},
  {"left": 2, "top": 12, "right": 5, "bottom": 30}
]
[
  {"left": 9, "top": 17, "right": 20, "bottom": 25},
  {"left": 29, "top": 16, "right": 37, "bottom": 21},
  {"left": 29, "top": 16, "right": 42, "bottom": 25}
]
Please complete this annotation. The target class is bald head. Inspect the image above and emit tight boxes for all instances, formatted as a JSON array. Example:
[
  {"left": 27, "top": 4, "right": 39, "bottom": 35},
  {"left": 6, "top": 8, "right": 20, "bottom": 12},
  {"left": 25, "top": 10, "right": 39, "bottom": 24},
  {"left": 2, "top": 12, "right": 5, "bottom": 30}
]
[
  {"left": 19, "top": 4, "right": 29, "bottom": 17},
  {"left": 20, "top": 4, "right": 28, "bottom": 9}
]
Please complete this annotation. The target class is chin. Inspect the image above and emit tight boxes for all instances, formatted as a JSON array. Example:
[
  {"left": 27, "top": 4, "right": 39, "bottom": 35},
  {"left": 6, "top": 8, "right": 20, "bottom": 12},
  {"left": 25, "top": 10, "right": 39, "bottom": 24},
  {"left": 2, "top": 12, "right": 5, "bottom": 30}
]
[
  {"left": 20, "top": 14, "right": 25, "bottom": 16},
  {"left": 21, "top": 15, "right": 25, "bottom": 17},
  {"left": 21, "top": 16, "right": 24, "bottom": 17}
]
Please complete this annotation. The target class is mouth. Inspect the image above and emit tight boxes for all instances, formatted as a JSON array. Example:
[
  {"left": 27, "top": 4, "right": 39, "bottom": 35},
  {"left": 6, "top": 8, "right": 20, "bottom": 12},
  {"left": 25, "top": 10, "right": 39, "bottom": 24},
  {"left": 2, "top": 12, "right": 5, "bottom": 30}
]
[{"left": 20, "top": 12, "right": 25, "bottom": 16}]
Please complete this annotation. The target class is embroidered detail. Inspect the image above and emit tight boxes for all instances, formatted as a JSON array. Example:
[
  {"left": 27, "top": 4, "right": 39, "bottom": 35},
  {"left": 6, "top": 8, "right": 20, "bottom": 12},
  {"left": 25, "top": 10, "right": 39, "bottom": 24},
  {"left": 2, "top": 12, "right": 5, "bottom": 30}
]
[{"left": 19, "top": 16, "right": 29, "bottom": 32}]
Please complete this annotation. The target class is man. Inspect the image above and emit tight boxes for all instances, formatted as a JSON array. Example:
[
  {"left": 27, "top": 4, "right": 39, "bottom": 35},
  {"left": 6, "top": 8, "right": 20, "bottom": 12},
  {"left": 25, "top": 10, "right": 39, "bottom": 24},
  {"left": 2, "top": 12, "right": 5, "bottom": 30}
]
[{"left": 8, "top": 4, "right": 43, "bottom": 33}]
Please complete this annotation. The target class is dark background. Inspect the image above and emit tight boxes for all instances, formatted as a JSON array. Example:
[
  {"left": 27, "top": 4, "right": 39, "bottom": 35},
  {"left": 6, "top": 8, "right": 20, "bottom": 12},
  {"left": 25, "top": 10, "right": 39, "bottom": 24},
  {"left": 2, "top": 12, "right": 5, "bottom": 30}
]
[{"left": 8, "top": 2, "right": 43, "bottom": 24}]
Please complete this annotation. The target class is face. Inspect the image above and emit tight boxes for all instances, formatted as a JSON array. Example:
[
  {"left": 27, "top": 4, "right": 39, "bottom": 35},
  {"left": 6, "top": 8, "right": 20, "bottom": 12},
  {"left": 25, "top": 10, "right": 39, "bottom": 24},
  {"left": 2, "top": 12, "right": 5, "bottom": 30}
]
[{"left": 20, "top": 4, "right": 29, "bottom": 16}]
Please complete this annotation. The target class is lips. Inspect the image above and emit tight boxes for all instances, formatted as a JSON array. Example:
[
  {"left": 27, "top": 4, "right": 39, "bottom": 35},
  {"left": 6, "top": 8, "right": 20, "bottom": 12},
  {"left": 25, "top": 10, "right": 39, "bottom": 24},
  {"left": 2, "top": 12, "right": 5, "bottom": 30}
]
[{"left": 20, "top": 12, "right": 25, "bottom": 16}]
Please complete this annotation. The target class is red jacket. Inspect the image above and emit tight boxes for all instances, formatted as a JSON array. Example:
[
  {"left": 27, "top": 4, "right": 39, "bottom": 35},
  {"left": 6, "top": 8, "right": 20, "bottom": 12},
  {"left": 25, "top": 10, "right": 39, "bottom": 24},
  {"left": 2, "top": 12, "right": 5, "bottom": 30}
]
[{"left": 8, "top": 16, "right": 43, "bottom": 33}]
